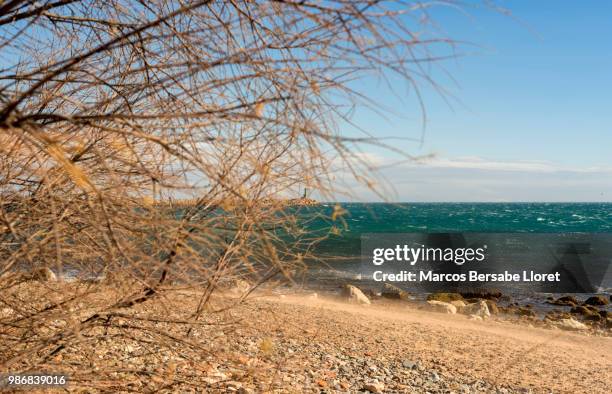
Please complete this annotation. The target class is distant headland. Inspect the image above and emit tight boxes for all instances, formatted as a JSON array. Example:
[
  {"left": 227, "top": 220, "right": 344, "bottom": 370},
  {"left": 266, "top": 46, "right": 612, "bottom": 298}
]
[{"left": 151, "top": 197, "right": 318, "bottom": 208}]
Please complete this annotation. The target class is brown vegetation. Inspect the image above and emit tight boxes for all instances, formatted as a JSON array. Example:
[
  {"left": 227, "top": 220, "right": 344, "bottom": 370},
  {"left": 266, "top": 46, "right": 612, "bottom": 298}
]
[{"left": 0, "top": 0, "right": 466, "bottom": 390}]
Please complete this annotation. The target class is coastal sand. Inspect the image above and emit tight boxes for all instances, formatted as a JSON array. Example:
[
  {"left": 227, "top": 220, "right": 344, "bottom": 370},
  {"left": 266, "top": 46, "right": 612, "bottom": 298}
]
[
  {"left": 235, "top": 293, "right": 611, "bottom": 393},
  {"left": 2, "top": 284, "right": 610, "bottom": 393}
]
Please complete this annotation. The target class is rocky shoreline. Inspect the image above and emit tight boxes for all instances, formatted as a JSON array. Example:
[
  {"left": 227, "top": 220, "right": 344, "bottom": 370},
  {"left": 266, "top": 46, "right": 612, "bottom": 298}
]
[{"left": 312, "top": 283, "right": 612, "bottom": 337}]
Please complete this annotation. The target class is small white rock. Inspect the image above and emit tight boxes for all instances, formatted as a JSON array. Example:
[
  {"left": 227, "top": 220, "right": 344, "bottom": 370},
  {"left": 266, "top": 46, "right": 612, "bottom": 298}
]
[
  {"left": 426, "top": 300, "right": 457, "bottom": 314},
  {"left": 31, "top": 267, "right": 57, "bottom": 282},
  {"left": 341, "top": 285, "right": 371, "bottom": 305},
  {"left": 462, "top": 300, "right": 490, "bottom": 319},
  {"left": 556, "top": 318, "right": 588, "bottom": 331}
]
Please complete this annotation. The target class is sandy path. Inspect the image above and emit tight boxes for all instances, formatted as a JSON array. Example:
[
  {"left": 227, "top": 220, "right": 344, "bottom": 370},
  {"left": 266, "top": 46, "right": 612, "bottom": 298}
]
[{"left": 245, "top": 294, "right": 611, "bottom": 393}]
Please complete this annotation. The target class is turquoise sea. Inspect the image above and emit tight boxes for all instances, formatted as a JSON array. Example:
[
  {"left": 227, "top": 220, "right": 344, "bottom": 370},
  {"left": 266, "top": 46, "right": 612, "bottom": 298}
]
[
  {"left": 298, "top": 203, "right": 612, "bottom": 301},
  {"left": 304, "top": 202, "right": 612, "bottom": 253}
]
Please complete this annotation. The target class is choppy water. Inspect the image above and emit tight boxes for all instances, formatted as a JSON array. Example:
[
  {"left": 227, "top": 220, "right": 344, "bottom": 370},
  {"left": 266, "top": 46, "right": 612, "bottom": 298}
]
[
  {"left": 297, "top": 203, "right": 612, "bottom": 302},
  {"left": 302, "top": 202, "right": 612, "bottom": 255}
]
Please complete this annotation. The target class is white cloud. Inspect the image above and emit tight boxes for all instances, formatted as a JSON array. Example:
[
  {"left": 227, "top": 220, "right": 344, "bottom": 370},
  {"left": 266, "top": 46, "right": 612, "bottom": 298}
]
[
  {"left": 409, "top": 156, "right": 612, "bottom": 174},
  {"left": 328, "top": 152, "right": 612, "bottom": 202}
]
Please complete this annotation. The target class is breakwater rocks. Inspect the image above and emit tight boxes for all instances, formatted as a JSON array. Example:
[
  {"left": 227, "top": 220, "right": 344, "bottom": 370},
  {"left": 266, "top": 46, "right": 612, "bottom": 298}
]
[
  {"left": 282, "top": 198, "right": 319, "bottom": 207},
  {"left": 583, "top": 295, "right": 609, "bottom": 306},
  {"left": 335, "top": 285, "right": 611, "bottom": 334},
  {"left": 151, "top": 197, "right": 319, "bottom": 208}
]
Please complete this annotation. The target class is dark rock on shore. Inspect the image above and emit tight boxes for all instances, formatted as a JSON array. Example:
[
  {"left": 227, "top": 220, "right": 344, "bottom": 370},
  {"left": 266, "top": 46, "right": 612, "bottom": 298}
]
[
  {"left": 583, "top": 295, "right": 609, "bottom": 306},
  {"left": 570, "top": 306, "right": 601, "bottom": 321},
  {"left": 517, "top": 306, "right": 536, "bottom": 318},
  {"left": 499, "top": 306, "right": 511, "bottom": 314},
  {"left": 583, "top": 313, "right": 603, "bottom": 322},
  {"left": 547, "top": 295, "right": 578, "bottom": 307},
  {"left": 459, "top": 290, "right": 502, "bottom": 300},
  {"left": 381, "top": 284, "right": 411, "bottom": 301},
  {"left": 500, "top": 305, "right": 535, "bottom": 318},
  {"left": 544, "top": 311, "right": 572, "bottom": 321}
]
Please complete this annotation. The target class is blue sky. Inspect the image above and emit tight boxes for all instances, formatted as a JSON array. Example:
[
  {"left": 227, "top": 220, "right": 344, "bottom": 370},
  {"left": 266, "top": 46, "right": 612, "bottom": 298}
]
[{"left": 339, "top": 1, "right": 612, "bottom": 202}]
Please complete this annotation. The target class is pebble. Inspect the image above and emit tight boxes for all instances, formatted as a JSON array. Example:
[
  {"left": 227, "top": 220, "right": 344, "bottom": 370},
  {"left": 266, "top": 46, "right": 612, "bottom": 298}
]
[
  {"left": 402, "top": 360, "right": 418, "bottom": 369},
  {"left": 363, "top": 381, "right": 385, "bottom": 393},
  {"left": 431, "top": 371, "right": 440, "bottom": 382}
]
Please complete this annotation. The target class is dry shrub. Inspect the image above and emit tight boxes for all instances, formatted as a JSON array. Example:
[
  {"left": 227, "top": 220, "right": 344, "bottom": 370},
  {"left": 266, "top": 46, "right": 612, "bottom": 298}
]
[{"left": 0, "top": 0, "right": 470, "bottom": 390}]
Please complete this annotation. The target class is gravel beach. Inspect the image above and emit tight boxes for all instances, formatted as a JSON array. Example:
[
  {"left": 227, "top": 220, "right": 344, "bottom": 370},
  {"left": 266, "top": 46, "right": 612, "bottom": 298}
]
[
  {"left": 1, "top": 283, "right": 610, "bottom": 393},
  {"left": 204, "top": 293, "right": 610, "bottom": 393}
]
